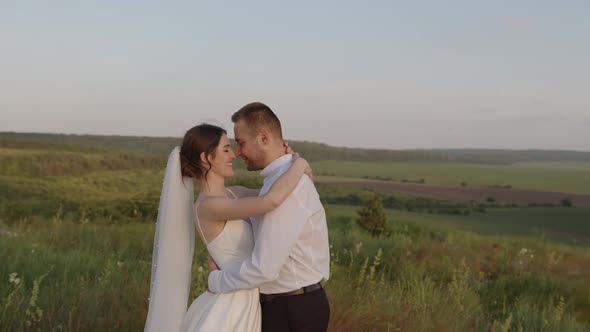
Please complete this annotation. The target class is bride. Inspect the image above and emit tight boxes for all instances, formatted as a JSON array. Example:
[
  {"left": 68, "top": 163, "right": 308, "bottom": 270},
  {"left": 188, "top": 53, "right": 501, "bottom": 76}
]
[{"left": 144, "top": 123, "right": 311, "bottom": 331}]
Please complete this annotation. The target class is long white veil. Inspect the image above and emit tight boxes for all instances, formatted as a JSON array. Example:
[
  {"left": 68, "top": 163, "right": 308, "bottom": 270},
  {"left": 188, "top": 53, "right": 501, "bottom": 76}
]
[{"left": 145, "top": 147, "right": 195, "bottom": 332}]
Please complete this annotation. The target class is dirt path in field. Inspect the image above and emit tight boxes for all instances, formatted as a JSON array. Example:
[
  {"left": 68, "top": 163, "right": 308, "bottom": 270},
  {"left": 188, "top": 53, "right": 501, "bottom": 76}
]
[{"left": 316, "top": 176, "right": 590, "bottom": 206}]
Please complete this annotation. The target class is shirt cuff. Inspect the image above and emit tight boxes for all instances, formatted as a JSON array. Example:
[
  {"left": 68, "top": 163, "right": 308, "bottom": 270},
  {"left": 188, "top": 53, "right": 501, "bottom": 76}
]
[{"left": 208, "top": 270, "right": 222, "bottom": 293}]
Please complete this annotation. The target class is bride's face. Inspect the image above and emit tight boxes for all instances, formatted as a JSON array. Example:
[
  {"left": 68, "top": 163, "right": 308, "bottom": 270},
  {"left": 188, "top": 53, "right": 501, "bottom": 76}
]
[{"left": 208, "top": 134, "right": 236, "bottom": 178}]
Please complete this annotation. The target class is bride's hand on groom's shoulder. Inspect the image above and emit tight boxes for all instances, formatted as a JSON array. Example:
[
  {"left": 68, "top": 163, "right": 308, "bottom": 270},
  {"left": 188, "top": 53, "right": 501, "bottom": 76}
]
[
  {"left": 296, "top": 157, "right": 313, "bottom": 181},
  {"left": 293, "top": 154, "right": 313, "bottom": 182},
  {"left": 285, "top": 142, "right": 314, "bottom": 181},
  {"left": 304, "top": 165, "right": 313, "bottom": 182},
  {"left": 283, "top": 141, "right": 292, "bottom": 155}
]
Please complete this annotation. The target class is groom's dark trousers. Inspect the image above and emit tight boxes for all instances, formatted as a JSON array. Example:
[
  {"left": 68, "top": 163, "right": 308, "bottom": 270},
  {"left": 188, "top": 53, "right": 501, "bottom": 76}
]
[{"left": 260, "top": 283, "right": 330, "bottom": 332}]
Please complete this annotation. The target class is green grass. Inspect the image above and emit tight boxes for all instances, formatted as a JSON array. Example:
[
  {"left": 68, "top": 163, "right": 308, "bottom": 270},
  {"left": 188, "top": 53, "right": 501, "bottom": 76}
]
[
  {"left": 2, "top": 215, "right": 589, "bottom": 331},
  {"left": 0, "top": 169, "right": 164, "bottom": 223},
  {"left": 312, "top": 160, "right": 590, "bottom": 193}
]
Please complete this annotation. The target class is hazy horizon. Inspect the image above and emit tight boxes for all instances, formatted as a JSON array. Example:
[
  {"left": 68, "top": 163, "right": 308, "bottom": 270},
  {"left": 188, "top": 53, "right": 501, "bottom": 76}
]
[
  {"left": 2, "top": 1, "right": 589, "bottom": 151},
  {"left": 4, "top": 129, "right": 590, "bottom": 153}
]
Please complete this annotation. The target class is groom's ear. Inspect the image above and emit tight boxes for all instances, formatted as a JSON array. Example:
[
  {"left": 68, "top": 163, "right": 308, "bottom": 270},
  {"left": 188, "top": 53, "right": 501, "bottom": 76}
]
[{"left": 257, "top": 128, "right": 270, "bottom": 145}]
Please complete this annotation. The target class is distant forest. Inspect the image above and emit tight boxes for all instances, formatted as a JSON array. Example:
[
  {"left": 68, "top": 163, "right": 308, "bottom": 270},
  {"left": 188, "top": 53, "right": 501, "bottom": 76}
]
[{"left": 2, "top": 131, "right": 590, "bottom": 164}]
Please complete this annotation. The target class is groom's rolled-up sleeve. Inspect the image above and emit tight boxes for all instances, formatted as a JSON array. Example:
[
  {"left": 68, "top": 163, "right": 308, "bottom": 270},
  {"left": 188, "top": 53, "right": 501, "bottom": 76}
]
[{"left": 208, "top": 184, "right": 311, "bottom": 293}]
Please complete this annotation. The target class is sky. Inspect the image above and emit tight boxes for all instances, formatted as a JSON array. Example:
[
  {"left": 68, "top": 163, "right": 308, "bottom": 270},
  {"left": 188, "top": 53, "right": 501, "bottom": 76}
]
[{"left": 1, "top": 1, "right": 589, "bottom": 150}]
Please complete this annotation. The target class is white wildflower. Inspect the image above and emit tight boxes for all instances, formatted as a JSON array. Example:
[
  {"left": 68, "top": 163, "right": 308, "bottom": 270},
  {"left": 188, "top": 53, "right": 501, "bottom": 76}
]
[
  {"left": 355, "top": 242, "right": 363, "bottom": 254},
  {"left": 9, "top": 272, "right": 21, "bottom": 285}
]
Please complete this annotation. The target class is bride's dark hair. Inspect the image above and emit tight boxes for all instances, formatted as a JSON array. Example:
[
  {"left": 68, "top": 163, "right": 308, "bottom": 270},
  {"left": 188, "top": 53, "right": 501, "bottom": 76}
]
[{"left": 180, "top": 124, "right": 227, "bottom": 179}]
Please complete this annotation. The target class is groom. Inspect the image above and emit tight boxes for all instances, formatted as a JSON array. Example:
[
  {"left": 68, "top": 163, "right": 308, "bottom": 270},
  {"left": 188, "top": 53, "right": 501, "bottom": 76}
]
[{"left": 208, "top": 102, "right": 330, "bottom": 331}]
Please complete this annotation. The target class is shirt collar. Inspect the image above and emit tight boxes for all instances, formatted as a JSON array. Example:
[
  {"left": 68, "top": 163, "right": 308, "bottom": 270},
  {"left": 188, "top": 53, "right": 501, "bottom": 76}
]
[{"left": 260, "top": 154, "right": 293, "bottom": 178}]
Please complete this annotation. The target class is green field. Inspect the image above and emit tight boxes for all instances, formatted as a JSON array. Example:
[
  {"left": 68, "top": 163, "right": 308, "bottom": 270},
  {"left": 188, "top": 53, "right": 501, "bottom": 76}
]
[
  {"left": 312, "top": 160, "right": 590, "bottom": 193},
  {"left": 2, "top": 134, "right": 590, "bottom": 331},
  {"left": 327, "top": 204, "right": 590, "bottom": 246}
]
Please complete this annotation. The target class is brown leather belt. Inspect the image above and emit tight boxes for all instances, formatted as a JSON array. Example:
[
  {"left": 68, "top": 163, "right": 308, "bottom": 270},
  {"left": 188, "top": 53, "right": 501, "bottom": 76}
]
[{"left": 260, "top": 282, "right": 322, "bottom": 303}]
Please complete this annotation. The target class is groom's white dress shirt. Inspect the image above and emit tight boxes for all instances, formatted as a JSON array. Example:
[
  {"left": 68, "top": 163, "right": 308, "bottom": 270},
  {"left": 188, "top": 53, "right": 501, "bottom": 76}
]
[{"left": 208, "top": 154, "right": 330, "bottom": 294}]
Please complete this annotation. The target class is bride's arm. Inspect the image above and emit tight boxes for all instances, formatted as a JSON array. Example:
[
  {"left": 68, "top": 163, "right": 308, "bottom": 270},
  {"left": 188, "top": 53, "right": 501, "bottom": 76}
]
[
  {"left": 226, "top": 186, "right": 260, "bottom": 198},
  {"left": 199, "top": 155, "right": 312, "bottom": 222}
]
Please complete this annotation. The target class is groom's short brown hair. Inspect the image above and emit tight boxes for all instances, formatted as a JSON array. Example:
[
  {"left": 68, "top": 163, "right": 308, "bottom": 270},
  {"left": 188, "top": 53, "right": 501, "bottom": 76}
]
[{"left": 231, "top": 102, "right": 283, "bottom": 139}]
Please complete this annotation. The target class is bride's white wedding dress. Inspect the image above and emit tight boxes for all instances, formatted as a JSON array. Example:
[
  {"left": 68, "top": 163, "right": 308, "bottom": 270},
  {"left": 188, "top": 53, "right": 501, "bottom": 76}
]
[
  {"left": 181, "top": 192, "right": 261, "bottom": 331},
  {"left": 144, "top": 149, "right": 260, "bottom": 332}
]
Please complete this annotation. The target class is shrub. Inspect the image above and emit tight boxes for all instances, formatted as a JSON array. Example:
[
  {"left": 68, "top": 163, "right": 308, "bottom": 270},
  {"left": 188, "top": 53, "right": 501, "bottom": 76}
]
[
  {"left": 561, "top": 198, "right": 573, "bottom": 207},
  {"left": 356, "top": 193, "right": 390, "bottom": 237}
]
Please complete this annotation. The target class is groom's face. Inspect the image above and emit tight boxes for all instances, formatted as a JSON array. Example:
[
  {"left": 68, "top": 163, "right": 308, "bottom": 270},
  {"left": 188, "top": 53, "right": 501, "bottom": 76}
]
[{"left": 233, "top": 120, "right": 264, "bottom": 171}]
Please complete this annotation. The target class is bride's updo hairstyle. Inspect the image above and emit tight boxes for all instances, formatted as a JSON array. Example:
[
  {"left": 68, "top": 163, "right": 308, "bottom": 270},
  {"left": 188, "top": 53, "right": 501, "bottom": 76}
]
[{"left": 180, "top": 124, "right": 227, "bottom": 179}]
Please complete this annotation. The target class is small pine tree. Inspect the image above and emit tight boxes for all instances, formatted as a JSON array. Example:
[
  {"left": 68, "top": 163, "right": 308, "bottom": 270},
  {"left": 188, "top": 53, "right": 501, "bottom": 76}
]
[{"left": 356, "top": 193, "right": 389, "bottom": 237}]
